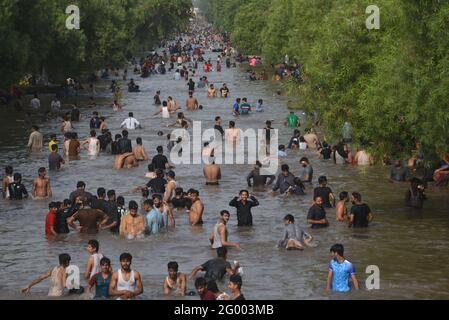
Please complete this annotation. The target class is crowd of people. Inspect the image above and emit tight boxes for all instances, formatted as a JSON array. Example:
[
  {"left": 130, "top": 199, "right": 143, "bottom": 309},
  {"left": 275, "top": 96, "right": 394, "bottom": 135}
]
[{"left": 1, "top": 16, "right": 443, "bottom": 300}]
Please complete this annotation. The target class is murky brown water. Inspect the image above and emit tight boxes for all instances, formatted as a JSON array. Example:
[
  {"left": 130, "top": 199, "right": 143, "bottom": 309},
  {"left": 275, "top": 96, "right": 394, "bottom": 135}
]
[{"left": 1, "top": 44, "right": 449, "bottom": 300}]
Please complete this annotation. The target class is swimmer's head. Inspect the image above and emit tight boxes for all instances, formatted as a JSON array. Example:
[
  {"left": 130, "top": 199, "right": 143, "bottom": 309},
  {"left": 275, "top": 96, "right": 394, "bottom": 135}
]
[
  {"left": 157, "top": 131, "right": 164, "bottom": 137},
  {"left": 97, "top": 187, "right": 106, "bottom": 198},
  {"left": 339, "top": 191, "right": 349, "bottom": 201},
  {"left": 100, "top": 257, "right": 111, "bottom": 271},
  {"left": 147, "top": 164, "right": 155, "bottom": 172},
  {"left": 228, "top": 274, "right": 243, "bottom": 291},
  {"left": 143, "top": 199, "right": 153, "bottom": 211},
  {"left": 141, "top": 188, "right": 149, "bottom": 198},
  {"left": 122, "top": 130, "right": 129, "bottom": 138},
  {"left": 199, "top": 105, "right": 203, "bottom": 110},
  {"left": 216, "top": 247, "right": 227, "bottom": 259},
  {"left": 229, "top": 121, "right": 235, "bottom": 128},
  {"left": 313, "top": 195, "right": 323, "bottom": 206},
  {"left": 119, "top": 253, "right": 132, "bottom": 270},
  {"left": 156, "top": 146, "right": 163, "bottom": 154},
  {"left": 175, "top": 187, "right": 183, "bottom": 196},
  {"left": 50, "top": 134, "right": 57, "bottom": 140},
  {"left": 283, "top": 214, "right": 295, "bottom": 224},
  {"left": 318, "top": 176, "right": 327, "bottom": 185},
  {"left": 278, "top": 144, "right": 285, "bottom": 151},
  {"left": 5, "top": 166, "right": 13, "bottom": 175},
  {"left": 128, "top": 200, "right": 138, "bottom": 215},
  {"left": 281, "top": 164, "right": 289, "bottom": 174},
  {"left": 194, "top": 277, "right": 207, "bottom": 294},
  {"left": 167, "top": 261, "right": 179, "bottom": 278},
  {"left": 299, "top": 157, "right": 309, "bottom": 166},
  {"left": 167, "top": 170, "right": 175, "bottom": 179},
  {"left": 117, "top": 196, "right": 125, "bottom": 206},
  {"left": 59, "top": 253, "right": 71, "bottom": 268},
  {"left": 330, "top": 244, "right": 344, "bottom": 258},
  {"left": 136, "top": 137, "right": 142, "bottom": 145},
  {"left": 220, "top": 210, "right": 230, "bottom": 223},
  {"left": 87, "top": 239, "right": 99, "bottom": 253},
  {"left": 107, "top": 190, "right": 115, "bottom": 200},
  {"left": 115, "top": 134, "right": 122, "bottom": 141},
  {"left": 38, "top": 167, "right": 46, "bottom": 177},
  {"left": 351, "top": 192, "right": 362, "bottom": 204},
  {"left": 163, "top": 101, "right": 168, "bottom": 107}
]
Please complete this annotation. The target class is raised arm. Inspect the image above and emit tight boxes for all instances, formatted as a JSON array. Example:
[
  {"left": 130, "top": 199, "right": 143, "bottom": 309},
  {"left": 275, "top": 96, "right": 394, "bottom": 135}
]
[{"left": 21, "top": 268, "right": 53, "bottom": 294}]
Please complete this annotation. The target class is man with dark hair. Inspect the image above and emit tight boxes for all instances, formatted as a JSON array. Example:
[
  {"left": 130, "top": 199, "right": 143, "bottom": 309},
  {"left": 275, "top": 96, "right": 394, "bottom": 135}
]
[
  {"left": 336, "top": 191, "right": 349, "bottom": 221},
  {"left": 189, "top": 247, "right": 240, "bottom": 293},
  {"left": 228, "top": 274, "right": 245, "bottom": 300},
  {"left": 101, "top": 190, "right": 120, "bottom": 233},
  {"left": 120, "top": 201, "right": 145, "bottom": 239},
  {"left": 49, "top": 144, "right": 65, "bottom": 170},
  {"left": 109, "top": 253, "right": 143, "bottom": 300},
  {"left": 8, "top": 173, "right": 28, "bottom": 200},
  {"left": 2, "top": 165, "right": 13, "bottom": 199},
  {"left": 27, "top": 125, "right": 43, "bottom": 152},
  {"left": 195, "top": 277, "right": 216, "bottom": 300},
  {"left": 314, "top": 176, "right": 335, "bottom": 208},
  {"left": 163, "top": 261, "right": 187, "bottom": 296},
  {"left": 307, "top": 196, "right": 329, "bottom": 228},
  {"left": 247, "top": 161, "right": 276, "bottom": 188},
  {"left": 146, "top": 169, "right": 167, "bottom": 195},
  {"left": 67, "top": 197, "right": 108, "bottom": 233},
  {"left": 120, "top": 112, "right": 142, "bottom": 130},
  {"left": 84, "top": 239, "right": 103, "bottom": 280},
  {"left": 88, "top": 257, "right": 112, "bottom": 299},
  {"left": 278, "top": 214, "right": 313, "bottom": 250},
  {"left": 214, "top": 116, "right": 224, "bottom": 138},
  {"left": 349, "top": 192, "right": 373, "bottom": 228},
  {"left": 22, "top": 253, "right": 72, "bottom": 297},
  {"left": 229, "top": 190, "right": 259, "bottom": 226},
  {"left": 272, "top": 164, "right": 296, "bottom": 194},
  {"left": 90, "top": 111, "right": 100, "bottom": 129},
  {"left": 299, "top": 157, "right": 313, "bottom": 184},
  {"left": 151, "top": 146, "right": 174, "bottom": 170},
  {"left": 188, "top": 189, "right": 204, "bottom": 226},
  {"left": 210, "top": 210, "right": 241, "bottom": 249},
  {"left": 117, "top": 130, "right": 132, "bottom": 154},
  {"left": 55, "top": 199, "right": 74, "bottom": 234},
  {"left": 91, "top": 187, "right": 108, "bottom": 212},
  {"left": 326, "top": 244, "right": 359, "bottom": 292},
  {"left": 69, "top": 181, "right": 93, "bottom": 204},
  {"left": 133, "top": 137, "right": 149, "bottom": 161},
  {"left": 32, "top": 167, "right": 52, "bottom": 199}
]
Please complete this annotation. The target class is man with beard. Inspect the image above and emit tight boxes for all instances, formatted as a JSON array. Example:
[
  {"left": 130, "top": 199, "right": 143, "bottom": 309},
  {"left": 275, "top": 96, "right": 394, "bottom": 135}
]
[{"left": 109, "top": 253, "right": 143, "bottom": 300}]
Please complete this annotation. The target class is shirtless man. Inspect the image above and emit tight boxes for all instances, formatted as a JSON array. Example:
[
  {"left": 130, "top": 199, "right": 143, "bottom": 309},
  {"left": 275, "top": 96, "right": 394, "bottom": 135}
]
[
  {"left": 225, "top": 121, "right": 241, "bottom": 149},
  {"left": 132, "top": 137, "right": 149, "bottom": 161},
  {"left": 32, "top": 167, "right": 52, "bottom": 199},
  {"left": 203, "top": 161, "right": 221, "bottom": 185},
  {"left": 186, "top": 91, "right": 199, "bottom": 110},
  {"left": 114, "top": 153, "right": 138, "bottom": 169},
  {"left": 303, "top": 128, "right": 319, "bottom": 149},
  {"left": 336, "top": 191, "right": 349, "bottom": 221},
  {"left": 2, "top": 166, "right": 13, "bottom": 199},
  {"left": 164, "top": 171, "right": 177, "bottom": 203},
  {"left": 188, "top": 189, "right": 204, "bottom": 226},
  {"left": 167, "top": 96, "right": 180, "bottom": 113}
]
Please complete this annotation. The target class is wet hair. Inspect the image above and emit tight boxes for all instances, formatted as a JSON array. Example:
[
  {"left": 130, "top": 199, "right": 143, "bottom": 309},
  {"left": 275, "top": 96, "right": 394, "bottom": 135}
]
[
  {"left": 339, "top": 191, "right": 348, "bottom": 200},
  {"left": 38, "top": 167, "right": 46, "bottom": 174},
  {"left": 242, "top": 97, "right": 247, "bottom": 102},
  {"left": 128, "top": 112, "right": 134, "bottom": 117},
  {"left": 352, "top": 192, "right": 362, "bottom": 202},
  {"left": 278, "top": 144, "right": 285, "bottom": 151},
  {"left": 167, "top": 261, "right": 178, "bottom": 271},
  {"left": 313, "top": 195, "right": 323, "bottom": 202},
  {"left": 266, "top": 120, "right": 272, "bottom": 126},
  {"left": 51, "top": 144, "right": 58, "bottom": 151},
  {"left": 50, "top": 134, "right": 57, "bottom": 139},
  {"left": 141, "top": 187, "right": 150, "bottom": 198},
  {"left": 167, "top": 170, "right": 175, "bottom": 178},
  {"left": 77, "top": 181, "right": 86, "bottom": 189},
  {"left": 284, "top": 214, "right": 295, "bottom": 223},
  {"left": 100, "top": 257, "right": 111, "bottom": 266},
  {"left": 48, "top": 202, "right": 58, "bottom": 209},
  {"left": 155, "top": 169, "right": 164, "bottom": 178},
  {"left": 190, "top": 189, "right": 199, "bottom": 196},
  {"left": 93, "top": 111, "right": 98, "bottom": 116},
  {"left": 229, "top": 274, "right": 242, "bottom": 289},
  {"left": 119, "top": 252, "right": 132, "bottom": 262},
  {"left": 239, "top": 190, "right": 249, "bottom": 195},
  {"left": 122, "top": 130, "right": 129, "bottom": 137},
  {"left": 157, "top": 146, "right": 163, "bottom": 153},
  {"left": 258, "top": 99, "right": 263, "bottom": 104},
  {"left": 128, "top": 200, "right": 138, "bottom": 211},
  {"left": 215, "top": 116, "right": 221, "bottom": 121},
  {"left": 90, "top": 130, "right": 96, "bottom": 137},
  {"left": 330, "top": 244, "right": 344, "bottom": 257},
  {"left": 88, "top": 239, "right": 99, "bottom": 252},
  {"left": 216, "top": 247, "right": 227, "bottom": 258},
  {"left": 143, "top": 199, "right": 153, "bottom": 207},
  {"left": 299, "top": 136, "right": 306, "bottom": 142},
  {"left": 59, "top": 253, "right": 71, "bottom": 267},
  {"left": 107, "top": 189, "right": 116, "bottom": 199},
  {"left": 300, "top": 157, "right": 309, "bottom": 164},
  {"left": 63, "top": 199, "right": 71, "bottom": 206},
  {"left": 195, "top": 277, "right": 207, "bottom": 289},
  {"left": 5, "top": 166, "right": 13, "bottom": 175},
  {"left": 136, "top": 137, "right": 142, "bottom": 145},
  {"left": 236, "top": 98, "right": 241, "bottom": 103},
  {"left": 229, "top": 121, "right": 235, "bottom": 128},
  {"left": 97, "top": 187, "right": 106, "bottom": 197},
  {"left": 199, "top": 105, "right": 203, "bottom": 110},
  {"left": 318, "top": 176, "right": 327, "bottom": 184},
  {"left": 147, "top": 164, "right": 155, "bottom": 172},
  {"left": 175, "top": 187, "right": 183, "bottom": 196},
  {"left": 281, "top": 164, "right": 289, "bottom": 172},
  {"left": 162, "top": 101, "right": 168, "bottom": 107},
  {"left": 152, "top": 194, "right": 162, "bottom": 201},
  {"left": 220, "top": 210, "right": 230, "bottom": 216},
  {"left": 115, "top": 134, "right": 122, "bottom": 140},
  {"left": 117, "top": 196, "right": 125, "bottom": 206}
]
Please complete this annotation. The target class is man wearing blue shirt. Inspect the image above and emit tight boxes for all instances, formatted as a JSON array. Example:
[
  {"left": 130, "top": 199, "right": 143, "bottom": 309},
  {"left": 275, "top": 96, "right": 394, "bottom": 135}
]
[
  {"left": 326, "top": 244, "right": 359, "bottom": 292},
  {"left": 144, "top": 199, "right": 163, "bottom": 235}
]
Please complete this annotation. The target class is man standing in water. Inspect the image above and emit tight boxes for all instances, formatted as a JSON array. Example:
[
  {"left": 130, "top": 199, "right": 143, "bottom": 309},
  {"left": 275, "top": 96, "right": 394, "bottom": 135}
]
[
  {"left": 188, "top": 189, "right": 204, "bottom": 226},
  {"left": 229, "top": 190, "right": 259, "bottom": 227},
  {"left": 313, "top": 176, "right": 335, "bottom": 208},
  {"left": 32, "top": 167, "right": 52, "bottom": 199},
  {"left": 307, "top": 196, "right": 329, "bottom": 228},
  {"left": 299, "top": 157, "right": 314, "bottom": 184},
  {"left": 2, "top": 166, "right": 14, "bottom": 199},
  {"left": 120, "top": 201, "right": 145, "bottom": 239},
  {"left": 285, "top": 111, "right": 300, "bottom": 128},
  {"left": 336, "top": 191, "right": 349, "bottom": 221},
  {"left": 27, "top": 125, "right": 43, "bottom": 152},
  {"left": 247, "top": 161, "right": 276, "bottom": 189},
  {"left": 326, "top": 244, "right": 359, "bottom": 292},
  {"left": 186, "top": 91, "right": 199, "bottom": 110},
  {"left": 271, "top": 164, "right": 296, "bottom": 195},
  {"left": 209, "top": 210, "right": 241, "bottom": 249},
  {"left": 83, "top": 130, "right": 100, "bottom": 157},
  {"left": 109, "top": 253, "right": 143, "bottom": 300},
  {"left": 349, "top": 192, "right": 374, "bottom": 228},
  {"left": 67, "top": 197, "right": 108, "bottom": 234},
  {"left": 203, "top": 160, "right": 221, "bottom": 185},
  {"left": 22, "top": 253, "right": 71, "bottom": 297}
]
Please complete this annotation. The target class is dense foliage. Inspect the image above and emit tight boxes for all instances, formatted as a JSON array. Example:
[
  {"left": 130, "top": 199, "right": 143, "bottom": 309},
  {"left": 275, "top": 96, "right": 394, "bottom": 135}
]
[
  {"left": 196, "top": 0, "right": 449, "bottom": 163},
  {"left": 0, "top": 0, "right": 193, "bottom": 87}
]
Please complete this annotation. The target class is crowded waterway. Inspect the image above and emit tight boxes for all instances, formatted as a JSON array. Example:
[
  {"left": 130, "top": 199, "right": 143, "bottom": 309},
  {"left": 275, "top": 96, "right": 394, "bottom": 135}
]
[{"left": 1, "top": 31, "right": 449, "bottom": 300}]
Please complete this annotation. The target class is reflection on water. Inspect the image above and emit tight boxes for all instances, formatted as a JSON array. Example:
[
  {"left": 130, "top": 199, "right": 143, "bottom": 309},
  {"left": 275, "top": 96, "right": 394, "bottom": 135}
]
[{"left": 1, "top": 49, "right": 449, "bottom": 300}]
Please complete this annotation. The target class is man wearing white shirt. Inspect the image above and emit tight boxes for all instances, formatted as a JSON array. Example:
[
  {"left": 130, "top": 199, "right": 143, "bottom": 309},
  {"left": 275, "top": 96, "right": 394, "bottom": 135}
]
[
  {"left": 120, "top": 112, "right": 142, "bottom": 130},
  {"left": 30, "top": 93, "right": 41, "bottom": 110}
]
